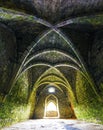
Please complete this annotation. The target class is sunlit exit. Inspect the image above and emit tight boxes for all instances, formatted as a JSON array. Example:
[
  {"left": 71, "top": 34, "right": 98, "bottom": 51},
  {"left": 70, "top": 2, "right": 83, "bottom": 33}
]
[{"left": 47, "top": 102, "right": 57, "bottom": 111}]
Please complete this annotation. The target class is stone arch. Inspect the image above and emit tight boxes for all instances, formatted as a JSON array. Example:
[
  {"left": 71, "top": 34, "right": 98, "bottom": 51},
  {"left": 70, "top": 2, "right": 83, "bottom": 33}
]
[{"left": 44, "top": 94, "right": 59, "bottom": 118}]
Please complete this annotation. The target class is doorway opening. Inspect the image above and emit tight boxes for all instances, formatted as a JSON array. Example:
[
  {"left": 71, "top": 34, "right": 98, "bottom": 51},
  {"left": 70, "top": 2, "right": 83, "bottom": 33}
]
[{"left": 44, "top": 94, "right": 59, "bottom": 118}]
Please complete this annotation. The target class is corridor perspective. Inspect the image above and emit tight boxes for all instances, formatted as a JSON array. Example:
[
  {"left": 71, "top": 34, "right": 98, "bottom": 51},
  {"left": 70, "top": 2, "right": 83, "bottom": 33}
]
[{"left": 0, "top": 0, "right": 103, "bottom": 129}]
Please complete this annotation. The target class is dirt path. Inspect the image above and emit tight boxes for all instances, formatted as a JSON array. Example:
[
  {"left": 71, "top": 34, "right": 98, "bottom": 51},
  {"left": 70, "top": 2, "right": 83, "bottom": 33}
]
[{"left": 2, "top": 119, "right": 103, "bottom": 130}]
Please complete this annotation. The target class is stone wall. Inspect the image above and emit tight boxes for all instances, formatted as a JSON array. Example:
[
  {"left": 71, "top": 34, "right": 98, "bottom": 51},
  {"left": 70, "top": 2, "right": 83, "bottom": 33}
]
[
  {"left": 33, "top": 87, "right": 74, "bottom": 119},
  {"left": 90, "top": 30, "right": 103, "bottom": 92},
  {"left": 0, "top": 23, "right": 16, "bottom": 99}
]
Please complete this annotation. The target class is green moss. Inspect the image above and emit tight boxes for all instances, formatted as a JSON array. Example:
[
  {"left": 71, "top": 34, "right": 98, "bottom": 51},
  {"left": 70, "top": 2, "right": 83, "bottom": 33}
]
[
  {"left": 70, "top": 71, "right": 103, "bottom": 124},
  {"left": 73, "top": 14, "right": 103, "bottom": 26},
  {"left": 0, "top": 72, "right": 34, "bottom": 128},
  {"left": 7, "top": 72, "right": 29, "bottom": 104},
  {"left": 28, "top": 91, "right": 36, "bottom": 118},
  {"left": 0, "top": 7, "right": 36, "bottom": 23},
  {"left": 74, "top": 103, "right": 103, "bottom": 124},
  {"left": 0, "top": 102, "right": 31, "bottom": 128},
  {"left": 76, "top": 72, "right": 98, "bottom": 104}
]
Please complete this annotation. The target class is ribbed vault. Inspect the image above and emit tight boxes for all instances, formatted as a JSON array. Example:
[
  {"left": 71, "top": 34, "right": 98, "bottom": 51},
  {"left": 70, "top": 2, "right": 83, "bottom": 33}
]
[{"left": 0, "top": 0, "right": 103, "bottom": 124}]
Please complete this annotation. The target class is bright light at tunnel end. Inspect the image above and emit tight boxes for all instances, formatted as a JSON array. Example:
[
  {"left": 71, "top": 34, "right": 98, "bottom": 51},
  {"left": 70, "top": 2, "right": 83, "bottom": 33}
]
[{"left": 48, "top": 87, "right": 55, "bottom": 93}]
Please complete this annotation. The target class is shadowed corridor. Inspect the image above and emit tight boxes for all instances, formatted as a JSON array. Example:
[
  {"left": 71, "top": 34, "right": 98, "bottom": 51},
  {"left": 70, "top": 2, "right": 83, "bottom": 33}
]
[{"left": 0, "top": 0, "right": 103, "bottom": 129}]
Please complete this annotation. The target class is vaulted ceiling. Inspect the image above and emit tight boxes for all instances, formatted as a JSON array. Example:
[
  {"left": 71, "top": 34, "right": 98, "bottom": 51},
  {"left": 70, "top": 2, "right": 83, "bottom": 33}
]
[{"left": 0, "top": 0, "right": 103, "bottom": 97}]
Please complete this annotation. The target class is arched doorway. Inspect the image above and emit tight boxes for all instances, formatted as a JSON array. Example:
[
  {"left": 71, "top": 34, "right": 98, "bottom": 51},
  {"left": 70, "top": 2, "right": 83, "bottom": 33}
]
[
  {"left": 44, "top": 94, "right": 59, "bottom": 118},
  {"left": 46, "top": 102, "right": 57, "bottom": 111}
]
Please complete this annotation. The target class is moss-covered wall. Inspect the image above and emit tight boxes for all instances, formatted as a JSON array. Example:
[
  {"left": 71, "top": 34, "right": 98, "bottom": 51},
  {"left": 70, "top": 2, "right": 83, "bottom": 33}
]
[
  {"left": 0, "top": 23, "right": 16, "bottom": 99},
  {"left": 68, "top": 71, "right": 103, "bottom": 123},
  {"left": 0, "top": 1, "right": 103, "bottom": 127},
  {"left": 90, "top": 30, "right": 103, "bottom": 96},
  {"left": 0, "top": 72, "right": 36, "bottom": 129}
]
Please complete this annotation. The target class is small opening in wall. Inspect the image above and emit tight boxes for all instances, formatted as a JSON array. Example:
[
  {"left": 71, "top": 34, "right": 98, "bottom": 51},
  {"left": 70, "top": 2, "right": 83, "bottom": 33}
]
[
  {"left": 44, "top": 95, "right": 59, "bottom": 118},
  {"left": 48, "top": 87, "right": 55, "bottom": 93}
]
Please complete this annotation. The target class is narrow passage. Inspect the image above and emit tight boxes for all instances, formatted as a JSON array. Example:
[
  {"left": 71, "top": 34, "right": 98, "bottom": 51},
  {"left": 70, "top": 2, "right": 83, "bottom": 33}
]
[{"left": 2, "top": 119, "right": 103, "bottom": 130}]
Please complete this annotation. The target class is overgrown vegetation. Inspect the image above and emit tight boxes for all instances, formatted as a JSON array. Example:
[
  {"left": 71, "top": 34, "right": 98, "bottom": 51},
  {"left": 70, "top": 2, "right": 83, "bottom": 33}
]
[
  {"left": 0, "top": 72, "right": 35, "bottom": 129},
  {"left": 68, "top": 71, "right": 103, "bottom": 124},
  {"left": 75, "top": 103, "right": 103, "bottom": 124},
  {"left": 1, "top": 69, "right": 103, "bottom": 129},
  {"left": 0, "top": 102, "right": 31, "bottom": 128}
]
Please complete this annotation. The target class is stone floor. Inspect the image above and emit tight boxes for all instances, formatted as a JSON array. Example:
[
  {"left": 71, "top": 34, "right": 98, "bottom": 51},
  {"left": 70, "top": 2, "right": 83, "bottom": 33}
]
[{"left": 2, "top": 119, "right": 103, "bottom": 130}]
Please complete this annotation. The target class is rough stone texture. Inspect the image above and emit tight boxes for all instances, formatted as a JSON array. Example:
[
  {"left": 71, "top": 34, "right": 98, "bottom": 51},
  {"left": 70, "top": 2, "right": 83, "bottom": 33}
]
[
  {"left": 0, "top": 0, "right": 103, "bottom": 127},
  {"left": 34, "top": 87, "right": 74, "bottom": 119},
  {"left": 1, "top": 0, "right": 103, "bottom": 23},
  {"left": 61, "top": 28, "right": 93, "bottom": 64},
  {"left": 0, "top": 23, "right": 16, "bottom": 95},
  {"left": 90, "top": 30, "right": 103, "bottom": 97}
]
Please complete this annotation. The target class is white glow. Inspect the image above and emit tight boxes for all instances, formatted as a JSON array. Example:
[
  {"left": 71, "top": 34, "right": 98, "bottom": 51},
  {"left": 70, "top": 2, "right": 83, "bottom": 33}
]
[
  {"left": 47, "top": 102, "right": 57, "bottom": 111},
  {"left": 48, "top": 87, "right": 55, "bottom": 93}
]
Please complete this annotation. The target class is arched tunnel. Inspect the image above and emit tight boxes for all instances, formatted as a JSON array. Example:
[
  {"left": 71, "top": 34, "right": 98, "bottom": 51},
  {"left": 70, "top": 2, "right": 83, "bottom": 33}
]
[{"left": 0, "top": 0, "right": 103, "bottom": 129}]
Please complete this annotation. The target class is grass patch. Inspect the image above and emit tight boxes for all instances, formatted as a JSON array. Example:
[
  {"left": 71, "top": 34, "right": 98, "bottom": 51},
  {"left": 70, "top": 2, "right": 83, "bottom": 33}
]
[
  {"left": 74, "top": 103, "right": 103, "bottom": 124},
  {"left": 0, "top": 102, "right": 31, "bottom": 128}
]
